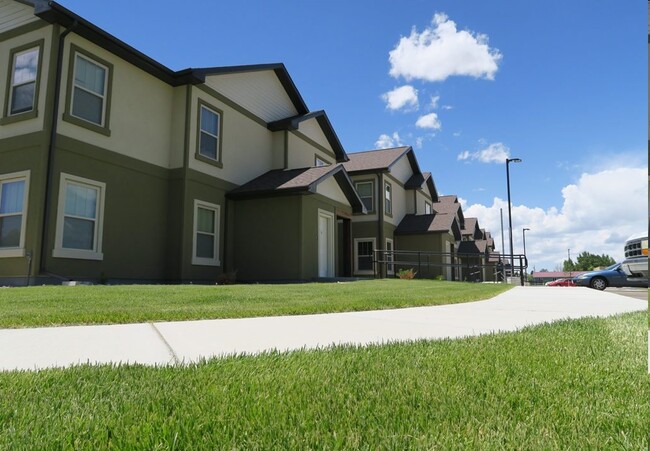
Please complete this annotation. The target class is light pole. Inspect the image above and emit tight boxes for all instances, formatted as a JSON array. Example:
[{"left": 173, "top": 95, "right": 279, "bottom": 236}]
[{"left": 506, "top": 157, "right": 522, "bottom": 279}]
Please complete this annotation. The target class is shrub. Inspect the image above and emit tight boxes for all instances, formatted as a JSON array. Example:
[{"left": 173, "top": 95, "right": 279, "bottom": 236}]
[{"left": 397, "top": 268, "right": 417, "bottom": 280}]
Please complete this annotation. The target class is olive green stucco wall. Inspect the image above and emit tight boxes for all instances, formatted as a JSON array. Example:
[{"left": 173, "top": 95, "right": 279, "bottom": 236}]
[
  {"left": 43, "top": 136, "right": 172, "bottom": 281},
  {"left": 232, "top": 193, "right": 352, "bottom": 281},
  {"left": 232, "top": 195, "right": 302, "bottom": 281},
  {"left": 0, "top": 132, "right": 47, "bottom": 278}
]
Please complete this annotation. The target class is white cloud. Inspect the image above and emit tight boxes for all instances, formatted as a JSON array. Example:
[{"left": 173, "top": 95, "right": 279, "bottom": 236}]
[
  {"left": 389, "top": 13, "right": 502, "bottom": 82},
  {"left": 415, "top": 137, "right": 424, "bottom": 149},
  {"left": 442, "top": 105, "right": 453, "bottom": 110},
  {"left": 375, "top": 132, "right": 404, "bottom": 149},
  {"left": 381, "top": 85, "right": 419, "bottom": 111},
  {"left": 415, "top": 112, "right": 441, "bottom": 130},
  {"left": 462, "top": 166, "right": 648, "bottom": 271},
  {"left": 430, "top": 95, "right": 440, "bottom": 109},
  {"left": 457, "top": 142, "right": 510, "bottom": 163}
]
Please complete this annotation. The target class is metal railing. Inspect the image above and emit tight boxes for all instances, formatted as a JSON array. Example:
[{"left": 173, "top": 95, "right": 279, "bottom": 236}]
[{"left": 372, "top": 249, "right": 528, "bottom": 285}]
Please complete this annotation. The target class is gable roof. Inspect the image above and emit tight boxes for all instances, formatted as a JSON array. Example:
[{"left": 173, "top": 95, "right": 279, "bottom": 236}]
[
  {"left": 343, "top": 146, "right": 413, "bottom": 174},
  {"left": 394, "top": 213, "right": 461, "bottom": 240},
  {"left": 28, "top": 2, "right": 311, "bottom": 116},
  {"left": 432, "top": 198, "right": 465, "bottom": 227},
  {"left": 227, "top": 165, "right": 365, "bottom": 213},
  {"left": 458, "top": 240, "right": 488, "bottom": 255},
  {"left": 267, "top": 110, "right": 348, "bottom": 162}
]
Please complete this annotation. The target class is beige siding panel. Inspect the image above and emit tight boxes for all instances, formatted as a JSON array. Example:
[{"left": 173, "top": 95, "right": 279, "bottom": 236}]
[
  {"left": 168, "top": 87, "right": 186, "bottom": 169},
  {"left": 415, "top": 190, "right": 428, "bottom": 215},
  {"left": 57, "top": 35, "right": 175, "bottom": 169},
  {"left": 0, "top": 0, "right": 37, "bottom": 34},
  {"left": 297, "top": 117, "right": 332, "bottom": 152},
  {"left": 287, "top": 132, "right": 332, "bottom": 168},
  {"left": 406, "top": 187, "right": 416, "bottom": 214},
  {"left": 389, "top": 154, "right": 414, "bottom": 184},
  {"left": 0, "top": 26, "right": 52, "bottom": 139},
  {"left": 188, "top": 90, "right": 275, "bottom": 185},
  {"left": 315, "top": 176, "right": 350, "bottom": 206},
  {"left": 204, "top": 71, "right": 298, "bottom": 123}
]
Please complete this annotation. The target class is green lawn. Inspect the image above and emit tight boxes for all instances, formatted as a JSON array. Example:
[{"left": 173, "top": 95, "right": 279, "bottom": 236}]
[
  {"left": 0, "top": 279, "right": 510, "bottom": 328},
  {"left": 0, "top": 312, "right": 647, "bottom": 448}
]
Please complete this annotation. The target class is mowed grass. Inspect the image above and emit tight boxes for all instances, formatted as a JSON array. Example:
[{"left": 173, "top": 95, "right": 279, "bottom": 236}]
[
  {"left": 0, "top": 312, "right": 647, "bottom": 449},
  {"left": 0, "top": 279, "right": 510, "bottom": 328}
]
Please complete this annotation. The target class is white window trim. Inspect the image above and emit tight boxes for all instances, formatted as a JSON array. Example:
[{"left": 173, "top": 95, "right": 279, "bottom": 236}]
[
  {"left": 53, "top": 173, "right": 105, "bottom": 261},
  {"left": 8, "top": 47, "right": 39, "bottom": 116},
  {"left": 353, "top": 237, "right": 376, "bottom": 275},
  {"left": 192, "top": 199, "right": 221, "bottom": 267},
  {"left": 199, "top": 105, "right": 221, "bottom": 161},
  {"left": 318, "top": 209, "right": 335, "bottom": 277},
  {"left": 315, "top": 156, "right": 329, "bottom": 167},
  {"left": 71, "top": 53, "right": 108, "bottom": 127},
  {"left": 384, "top": 181, "right": 392, "bottom": 215},
  {"left": 385, "top": 238, "right": 394, "bottom": 275},
  {"left": 0, "top": 170, "right": 30, "bottom": 258}
]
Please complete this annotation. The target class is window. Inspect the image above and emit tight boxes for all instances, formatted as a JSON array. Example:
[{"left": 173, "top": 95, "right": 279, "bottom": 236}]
[
  {"left": 385, "top": 238, "right": 394, "bottom": 275},
  {"left": 384, "top": 182, "right": 392, "bottom": 215},
  {"left": 0, "top": 171, "right": 29, "bottom": 257},
  {"left": 8, "top": 46, "right": 39, "bottom": 115},
  {"left": 424, "top": 201, "right": 432, "bottom": 214},
  {"left": 72, "top": 54, "right": 108, "bottom": 125},
  {"left": 315, "top": 156, "right": 329, "bottom": 167},
  {"left": 354, "top": 181, "right": 374, "bottom": 212},
  {"left": 192, "top": 200, "right": 220, "bottom": 266},
  {"left": 53, "top": 173, "right": 105, "bottom": 260},
  {"left": 196, "top": 100, "right": 222, "bottom": 167},
  {"left": 354, "top": 238, "right": 375, "bottom": 274},
  {"left": 64, "top": 46, "right": 112, "bottom": 135}
]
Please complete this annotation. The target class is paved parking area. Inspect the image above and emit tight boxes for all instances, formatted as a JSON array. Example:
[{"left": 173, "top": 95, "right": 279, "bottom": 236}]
[{"left": 605, "top": 287, "right": 648, "bottom": 301}]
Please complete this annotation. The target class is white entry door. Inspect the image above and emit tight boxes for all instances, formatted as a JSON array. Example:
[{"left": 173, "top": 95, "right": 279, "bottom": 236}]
[{"left": 318, "top": 210, "right": 334, "bottom": 277}]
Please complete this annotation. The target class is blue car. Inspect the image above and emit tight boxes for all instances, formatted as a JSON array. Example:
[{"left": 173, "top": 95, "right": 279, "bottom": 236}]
[{"left": 572, "top": 263, "right": 648, "bottom": 290}]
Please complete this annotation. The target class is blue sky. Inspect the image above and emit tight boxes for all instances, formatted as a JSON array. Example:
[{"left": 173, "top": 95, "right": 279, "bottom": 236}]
[{"left": 57, "top": 0, "right": 647, "bottom": 271}]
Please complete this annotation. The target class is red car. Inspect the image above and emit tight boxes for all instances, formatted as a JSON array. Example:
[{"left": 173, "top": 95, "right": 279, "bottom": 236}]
[{"left": 545, "top": 278, "right": 576, "bottom": 287}]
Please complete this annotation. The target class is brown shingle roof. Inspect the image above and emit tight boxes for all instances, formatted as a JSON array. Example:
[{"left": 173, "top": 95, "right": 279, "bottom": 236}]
[
  {"left": 228, "top": 165, "right": 365, "bottom": 214},
  {"left": 343, "top": 147, "right": 410, "bottom": 173},
  {"left": 229, "top": 166, "right": 337, "bottom": 195},
  {"left": 394, "top": 213, "right": 461, "bottom": 240},
  {"left": 438, "top": 195, "right": 458, "bottom": 203}
]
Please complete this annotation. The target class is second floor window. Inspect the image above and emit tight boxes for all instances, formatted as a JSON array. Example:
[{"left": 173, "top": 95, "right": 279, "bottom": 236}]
[
  {"left": 9, "top": 47, "right": 39, "bottom": 115},
  {"left": 384, "top": 182, "right": 392, "bottom": 215},
  {"left": 425, "top": 201, "right": 432, "bottom": 214},
  {"left": 354, "top": 181, "right": 373, "bottom": 212},
  {"left": 72, "top": 53, "right": 108, "bottom": 126},
  {"left": 199, "top": 105, "right": 221, "bottom": 161}
]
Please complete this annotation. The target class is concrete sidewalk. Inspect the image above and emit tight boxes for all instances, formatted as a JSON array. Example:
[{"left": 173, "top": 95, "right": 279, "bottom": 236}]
[{"left": 0, "top": 286, "right": 646, "bottom": 371}]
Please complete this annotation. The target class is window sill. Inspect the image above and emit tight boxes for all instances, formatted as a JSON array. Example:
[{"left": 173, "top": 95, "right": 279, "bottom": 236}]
[
  {"left": 0, "top": 248, "right": 26, "bottom": 258},
  {"left": 194, "top": 152, "right": 223, "bottom": 168},
  {"left": 192, "top": 257, "right": 221, "bottom": 267},
  {"left": 0, "top": 110, "right": 38, "bottom": 125},
  {"left": 53, "top": 248, "right": 104, "bottom": 261},
  {"left": 62, "top": 112, "right": 111, "bottom": 137}
]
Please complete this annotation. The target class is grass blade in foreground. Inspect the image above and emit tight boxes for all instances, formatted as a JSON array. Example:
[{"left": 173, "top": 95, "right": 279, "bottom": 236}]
[{"left": 0, "top": 312, "right": 647, "bottom": 448}]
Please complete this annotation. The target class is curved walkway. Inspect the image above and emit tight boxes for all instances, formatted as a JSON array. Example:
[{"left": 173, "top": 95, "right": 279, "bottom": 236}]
[{"left": 1, "top": 286, "right": 646, "bottom": 371}]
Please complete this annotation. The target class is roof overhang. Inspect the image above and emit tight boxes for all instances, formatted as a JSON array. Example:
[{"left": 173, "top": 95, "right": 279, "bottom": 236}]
[{"left": 267, "top": 110, "right": 348, "bottom": 162}]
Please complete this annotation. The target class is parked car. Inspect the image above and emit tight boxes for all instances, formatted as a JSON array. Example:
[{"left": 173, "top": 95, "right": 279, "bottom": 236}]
[
  {"left": 545, "top": 278, "right": 576, "bottom": 287},
  {"left": 572, "top": 263, "right": 648, "bottom": 290}
]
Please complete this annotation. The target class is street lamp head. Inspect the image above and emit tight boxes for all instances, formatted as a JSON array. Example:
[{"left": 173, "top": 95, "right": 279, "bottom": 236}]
[
  {"left": 506, "top": 158, "right": 522, "bottom": 164},
  {"left": 523, "top": 228, "right": 530, "bottom": 232}
]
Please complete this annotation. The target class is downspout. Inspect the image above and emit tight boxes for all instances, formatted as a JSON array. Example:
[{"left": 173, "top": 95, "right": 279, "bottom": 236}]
[
  {"left": 39, "top": 21, "right": 78, "bottom": 275},
  {"left": 377, "top": 173, "right": 384, "bottom": 278}
]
